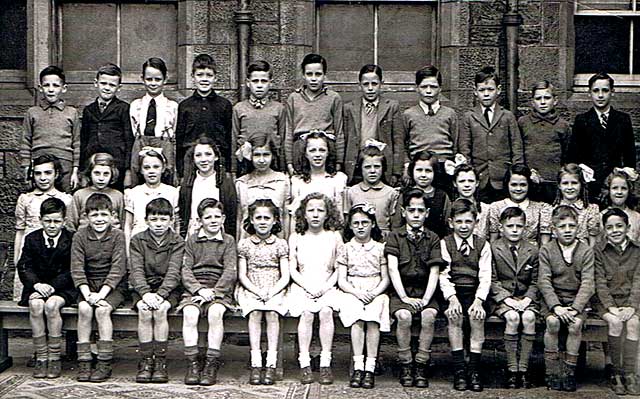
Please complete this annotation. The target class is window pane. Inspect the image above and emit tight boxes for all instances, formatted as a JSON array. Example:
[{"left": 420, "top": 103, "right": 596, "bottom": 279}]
[
  {"left": 378, "top": 4, "right": 433, "bottom": 71},
  {"left": 576, "top": 0, "right": 632, "bottom": 12},
  {"left": 318, "top": 3, "right": 374, "bottom": 71},
  {"left": 634, "top": 19, "right": 640, "bottom": 73},
  {"left": 575, "top": 16, "right": 630, "bottom": 74},
  {"left": 61, "top": 3, "right": 117, "bottom": 71},
  {"left": 0, "top": 0, "right": 27, "bottom": 69},
  {"left": 120, "top": 3, "right": 177, "bottom": 74}
]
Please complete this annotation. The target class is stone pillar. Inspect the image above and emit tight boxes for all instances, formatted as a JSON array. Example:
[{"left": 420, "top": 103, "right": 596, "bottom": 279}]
[
  {"left": 27, "top": 0, "right": 54, "bottom": 90},
  {"left": 502, "top": 0, "right": 522, "bottom": 112},
  {"left": 234, "top": 0, "right": 254, "bottom": 100}
]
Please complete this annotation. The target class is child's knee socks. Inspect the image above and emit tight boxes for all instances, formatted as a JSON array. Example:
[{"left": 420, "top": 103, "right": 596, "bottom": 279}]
[
  {"left": 250, "top": 350, "right": 262, "bottom": 368},
  {"left": 519, "top": 333, "right": 535, "bottom": 372},
  {"left": 319, "top": 351, "right": 332, "bottom": 368},
  {"left": 504, "top": 333, "right": 519, "bottom": 372},
  {"left": 154, "top": 340, "right": 168, "bottom": 358},
  {"left": 33, "top": 335, "right": 47, "bottom": 361},
  {"left": 608, "top": 335, "right": 623, "bottom": 374},
  {"left": 97, "top": 340, "right": 114, "bottom": 361},
  {"left": 48, "top": 335, "right": 62, "bottom": 361},
  {"left": 184, "top": 345, "right": 199, "bottom": 357},
  {"left": 206, "top": 347, "right": 221, "bottom": 360},
  {"left": 452, "top": 349, "right": 465, "bottom": 372},
  {"left": 353, "top": 355, "right": 365, "bottom": 371},
  {"left": 397, "top": 346, "right": 412, "bottom": 364},
  {"left": 266, "top": 350, "right": 278, "bottom": 368},
  {"left": 139, "top": 341, "right": 153, "bottom": 359},
  {"left": 624, "top": 339, "right": 638, "bottom": 375},
  {"left": 77, "top": 342, "right": 92, "bottom": 362},
  {"left": 415, "top": 349, "right": 431, "bottom": 364},
  {"left": 364, "top": 357, "right": 376, "bottom": 372},
  {"left": 469, "top": 352, "right": 482, "bottom": 372},
  {"left": 298, "top": 351, "right": 311, "bottom": 368}
]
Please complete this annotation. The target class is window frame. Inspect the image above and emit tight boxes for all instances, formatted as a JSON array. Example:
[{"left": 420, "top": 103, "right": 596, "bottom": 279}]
[
  {"left": 0, "top": 0, "right": 28, "bottom": 86},
  {"left": 315, "top": 0, "right": 439, "bottom": 86}
]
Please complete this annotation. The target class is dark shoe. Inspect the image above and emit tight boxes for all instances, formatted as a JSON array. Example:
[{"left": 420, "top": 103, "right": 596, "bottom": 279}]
[
  {"left": 611, "top": 374, "right": 626, "bottom": 395},
  {"left": 548, "top": 374, "right": 563, "bottom": 391},
  {"left": 136, "top": 357, "right": 154, "bottom": 383},
  {"left": 350, "top": 370, "right": 364, "bottom": 388},
  {"left": 626, "top": 374, "right": 640, "bottom": 395},
  {"left": 414, "top": 362, "right": 429, "bottom": 388},
  {"left": 319, "top": 367, "right": 333, "bottom": 385},
  {"left": 33, "top": 360, "right": 47, "bottom": 378},
  {"left": 200, "top": 357, "right": 221, "bottom": 386},
  {"left": 563, "top": 370, "right": 577, "bottom": 392},
  {"left": 262, "top": 367, "right": 276, "bottom": 385},
  {"left": 519, "top": 371, "right": 532, "bottom": 389},
  {"left": 76, "top": 360, "right": 92, "bottom": 382},
  {"left": 184, "top": 356, "right": 201, "bottom": 385},
  {"left": 505, "top": 370, "right": 518, "bottom": 389},
  {"left": 151, "top": 357, "right": 168, "bottom": 383},
  {"left": 399, "top": 362, "right": 414, "bottom": 387},
  {"left": 27, "top": 353, "right": 37, "bottom": 368},
  {"left": 361, "top": 371, "right": 375, "bottom": 389},
  {"left": 469, "top": 371, "right": 483, "bottom": 392},
  {"left": 453, "top": 369, "right": 468, "bottom": 391},
  {"left": 46, "top": 359, "right": 61, "bottom": 379},
  {"left": 300, "top": 366, "right": 314, "bottom": 384},
  {"left": 249, "top": 367, "right": 262, "bottom": 385},
  {"left": 89, "top": 360, "right": 112, "bottom": 383}
]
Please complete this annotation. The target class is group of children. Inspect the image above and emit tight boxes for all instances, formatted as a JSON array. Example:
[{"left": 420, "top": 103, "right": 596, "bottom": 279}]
[{"left": 12, "top": 51, "right": 640, "bottom": 395}]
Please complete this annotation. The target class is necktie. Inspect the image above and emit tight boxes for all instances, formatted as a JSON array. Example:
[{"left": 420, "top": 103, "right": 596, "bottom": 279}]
[
  {"left": 409, "top": 227, "right": 422, "bottom": 241},
  {"left": 509, "top": 245, "right": 518, "bottom": 264},
  {"left": 365, "top": 102, "right": 376, "bottom": 116},
  {"left": 460, "top": 239, "right": 470, "bottom": 257},
  {"left": 144, "top": 99, "right": 157, "bottom": 136},
  {"left": 249, "top": 97, "right": 267, "bottom": 109},
  {"left": 47, "top": 238, "right": 55, "bottom": 249},
  {"left": 601, "top": 113, "right": 608, "bottom": 130},
  {"left": 483, "top": 107, "right": 491, "bottom": 126},
  {"left": 427, "top": 104, "right": 434, "bottom": 116},
  {"left": 99, "top": 101, "right": 107, "bottom": 113}
]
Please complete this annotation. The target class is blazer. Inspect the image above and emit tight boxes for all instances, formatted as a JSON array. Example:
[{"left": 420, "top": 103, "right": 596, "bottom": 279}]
[
  {"left": 490, "top": 238, "right": 539, "bottom": 304},
  {"left": 343, "top": 97, "right": 403, "bottom": 183},
  {"left": 458, "top": 105, "right": 524, "bottom": 190}
]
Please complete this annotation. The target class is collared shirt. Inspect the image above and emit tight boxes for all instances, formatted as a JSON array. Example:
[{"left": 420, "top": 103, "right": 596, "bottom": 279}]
[
  {"left": 97, "top": 98, "right": 112, "bottom": 111},
  {"left": 606, "top": 238, "right": 629, "bottom": 253},
  {"left": 43, "top": 231, "right": 62, "bottom": 248},
  {"left": 595, "top": 107, "right": 611, "bottom": 128},
  {"left": 41, "top": 100, "right": 66, "bottom": 111},
  {"left": 558, "top": 199, "right": 601, "bottom": 240},
  {"left": 559, "top": 241, "right": 577, "bottom": 263},
  {"left": 419, "top": 100, "right": 441, "bottom": 116},
  {"left": 196, "top": 228, "right": 224, "bottom": 242},
  {"left": 129, "top": 93, "right": 178, "bottom": 138},
  {"left": 483, "top": 103, "right": 496, "bottom": 124},
  {"left": 439, "top": 234, "right": 493, "bottom": 300},
  {"left": 361, "top": 98, "right": 380, "bottom": 142}
]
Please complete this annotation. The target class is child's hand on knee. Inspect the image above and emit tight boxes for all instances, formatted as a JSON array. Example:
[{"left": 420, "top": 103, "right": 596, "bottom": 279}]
[
  {"left": 518, "top": 297, "right": 532, "bottom": 311},
  {"left": 86, "top": 292, "right": 101, "bottom": 306},
  {"left": 142, "top": 292, "right": 161, "bottom": 310},
  {"left": 198, "top": 288, "right": 215, "bottom": 302},
  {"left": 469, "top": 299, "right": 486, "bottom": 320},
  {"left": 503, "top": 297, "right": 519, "bottom": 310},
  {"left": 34, "top": 283, "right": 54, "bottom": 298},
  {"left": 619, "top": 307, "right": 635, "bottom": 322},
  {"left": 96, "top": 299, "right": 110, "bottom": 308},
  {"left": 401, "top": 296, "right": 423, "bottom": 312},
  {"left": 29, "top": 292, "right": 44, "bottom": 300},
  {"left": 445, "top": 296, "right": 463, "bottom": 319}
]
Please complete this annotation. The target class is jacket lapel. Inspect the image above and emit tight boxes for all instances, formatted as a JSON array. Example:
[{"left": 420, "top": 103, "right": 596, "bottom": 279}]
[
  {"left": 376, "top": 98, "right": 391, "bottom": 127},
  {"left": 489, "top": 106, "right": 505, "bottom": 131},
  {"left": 471, "top": 106, "right": 489, "bottom": 130},
  {"left": 354, "top": 100, "right": 363, "bottom": 136},
  {"left": 515, "top": 244, "right": 533, "bottom": 274},
  {"left": 497, "top": 239, "right": 518, "bottom": 273}
]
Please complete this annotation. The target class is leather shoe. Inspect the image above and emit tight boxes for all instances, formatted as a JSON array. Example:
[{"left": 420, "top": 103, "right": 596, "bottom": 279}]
[
  {"left": 453, "top": 369, "right": 467, "bottom": 391},
  {"left": 519, "top": 371, "right": 531, "bottom": 389},
  {"left": 262, "top": 367, "right": 276, "bottom": 385},
  {"left": 469, "top": 371, "right": 483, "bottom": 392},
  {"left": 361, "top": 371, "right": 375, "bottom": 389},
  {"left": 505, "top": 370, "right": 518, "bottom": 389},
  {"left": 399, "top": 362, "right": 413, "bottom": 387},
  {"left": 349, "top": 370, "right": 363, "bottom": 388},
  {"left": 414, "top": 362, "right": 429, "bottom": 388},
  {"left": 249, "top": 367, "right": 261, "bottom": 385},
  {"left": 319, "top": 367, "right": 333, "bottom": 385},
  {"left": 300, "top": 366, "right": 314, "bottom": 384}
]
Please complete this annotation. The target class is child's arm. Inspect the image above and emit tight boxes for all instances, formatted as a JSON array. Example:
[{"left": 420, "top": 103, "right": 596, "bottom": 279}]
[
  {"left": 571, "top": 246, "right": 595, "bottom": 313},
  {"left": 213, "top": 237, "right": 238, "bottom": 300},
  {"left": 67, "top": 194, "right": 81, "bottom": 231},
  {"left": 231, "top": 106, "right": 241, "bottom": 175},
  {"left": 450, "top": 109, "right": 460, "bottom": 157},
  {"left": 586, "top": 205, "right": 601, "bottom": 247},
  {"left": 507, "top": 112, "right": 524, "bottom": 165},
  {"left": 282, "top": 178, "right": 291, "bottom": 238},
  {"left": 70, "top": 108, "right": 81, "bottom": 189},
  {"left": 13, "top": 230, "right": 25, "bottom": 267},
  {"left": 537, "top": 245, "right": 562, "bottom": 311},
  {"left": 19, "top": 109, "right": 33, "bottom": 181},
  {"left": 490, "top": 256, "right": 512, "bottom": 305},
  {"left": 99, "top": 231, "right": 127, "bottom": 300},
  {"left": 236, "top": 241, "right": 262, "bottom": 297},
  {"left": 269, "top": 255, "right": 291, "bottom": 299},
  {"left": 174, "top": 103, "right": 187, "bottom": 179},
  {"left": 389, "top": 102, "right": 404, "bottom": 182},
  {"left": 128, "top": 235, "right": 152, "bottom": 298},
  {"left": 156, "top": 239, "right": 184, "bottom": 300},
  {"left": 16, "top": 235, "right": 40, "bottom": 296},
  {"left": 235, "top": 180, "right": 243, "bottom": 239},
  {"left": 124, "top": 211, "right": 133, "bottom": 254},
  {"left": 70, "top": 233, "right": 91, "bottom": 301},
  {"left": 79, "top": 108, "right": 90, "bottom": 173},
  {"left": 470, "top": 241, "right": 492, "bottom": 318},
  {"left": 222, "top": 100, "right": 233, "bottom": 173},
  {"left": 387, "top": 255, "right": 413, "bottom": 301},
  {"left": 521, "top": 251, "right": 539, "bottom": 306},
  {"left": 284, "top": 94, "right": 295, "bottom": 174},
  {"left": 438, "top": 240, "right": 457, "bottom": 302},
  {"left": 457, "top": 112, "right": 472, "bottom": 162},
  {"left": 400, "top": 111, "right": 411, "bottom": 182},
  {"left": 594, "top": 248, "right": 615, "bottom": 312},
  {"left": 122, "top": 103, "right": 134, "bottom": 185},
  {"left": 180, "top": 238, "right": 204, "bottom": 295},
  {"left": 371, "top": 257, "right": 390, "bottom": 296},
  {"left": 332, "top": 93, "right": 345, "bottom": 168},
  {"left": 421, "top": 234, "right": 446, "bottom": 305},
  {"left": 336, "top": 245, "right": 360, "bottom": 296},
  {"left": 487, "top": 204, "right": 500, "bottom": 241}
]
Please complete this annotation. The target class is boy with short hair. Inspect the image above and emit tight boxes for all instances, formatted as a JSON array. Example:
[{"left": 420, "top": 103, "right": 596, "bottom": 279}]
[
  {"left": 595, "top": 208, "right": 640, "bottom": 395},
  {"left": 20, "top": 66, "right": 80, "bottom": 192},
  {"left": 538, "top": 205, "right": 595, "bottom": 392},
  {"left": 519, "top": 80, "right": 571, "bottom": 204},
  {"left": 386, "top": 188, "right": 444, "bottom": 388},
  {"left": 439, "top": 198, "right": 492, "bottom": 392},
  {"left": 344, "top": 64, "right": 403, "bottom": 185},
  {"left": 179, "top": 198, "right": 237, "bottom": 386},
  {"left": 569, "top": 73, "right": 636, "bottom": 201},
  {"left": 17, "top": 197, "right": 75, "bottom": 379},
  {"left": 176, "top": 54, "right": 233, "bottom": 178},
  {"left": 80, "top": 63, "right": 134, "bottom": 190},
  {"left": 490, "top": 207, "right": 538, "bottom": 389},
  {"left": 402, "top": 65, "right": 458, "bottom": 191},
  {"left": 284, "top": 53, "right": 344, "bottom": 175},
  {"left": 458, "top": 66, "right": 524, "bottom": 203},
  {"left": 71, "top": 193, "right": 127, "bottom": 382},
  {"left": 129, "top": 198, "right": 184, "bottom": 383},
  {"left": 231, "top": 60, "right": 286, "bottom": 175}
]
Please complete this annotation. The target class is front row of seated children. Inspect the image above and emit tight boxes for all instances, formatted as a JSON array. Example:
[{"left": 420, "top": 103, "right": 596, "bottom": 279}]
[{"left": 16, "top": 189, "right": 640, "bottom": 394}]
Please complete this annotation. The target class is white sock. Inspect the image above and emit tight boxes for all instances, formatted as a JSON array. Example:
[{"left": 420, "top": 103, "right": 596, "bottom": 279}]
[
  {"left": 320, "top": 351, "right": 332, "bottom": 368},
  {"left": 353, "top": 355, "right": 365, "bottom": 371},
  {"left": 250, "top": 350, "right": 262, "bottom": 368},
  {"left": 365, "top": 357, "right": 377, "bottom": 372},
  {"left": 266, "top": 350, "right": 278, "bottom": 368},
  {"left": 298, "top": 351, "right": 311, "bottom": 368}
]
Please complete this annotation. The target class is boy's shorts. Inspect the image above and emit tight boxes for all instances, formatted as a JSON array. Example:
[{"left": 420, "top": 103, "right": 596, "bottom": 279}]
[
  {"left": 453, "top": 287, "right": 490, "bottom": 317},
  {"left": 79, "top": 279, "right": 125, "bottom": 310},
  {"left": 493, "top": 297, "right": 539, "bottom": 318},
  {"left": 390, "top": 289, "right": 442, "bottom": 317},
  {"left": 131, "top": 289, "right": 182, "bottom": 311},
  {"left": 176, "top": 294, "right": 232, "bottom": 316},
  {"left": 541, "top": 302, "right": 588, "bottom": 324}
]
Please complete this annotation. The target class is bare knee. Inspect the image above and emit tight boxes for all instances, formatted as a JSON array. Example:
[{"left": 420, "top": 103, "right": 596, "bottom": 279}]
[
  {"left": 138, "top": 306, "right": 153, "bottom": 322},
  {"left": 95, "top": 305, "right": 113, "bottom": 322},
  {"left": 607, "top": 316, "right": 624, "bottom": 335},
  {"left": 395, "top": 310, "right": 412, "bottom": 328},
  {"left": 469, "top": 318, "right": 485, "bottom": 333},
  {"left": 29, "top": 298, "right": 45, "bottom": 315},
  {"left": 77, "top": 301, "right": 94, "bottom": 319},
  {"left": 152, "top": 303, "right": 169, "bottom": 320},
  {"left": 265, "top": 311, "right": 279, "bottom": 324},
  {"left": 319, "top": 307, "right": 334, "bottom": 322},
  {"left": 421, "top": 309, "right": 437, "bottom": 328},
  {"left": 207, "top": 304, "right": 226, "bottom": 323},
  {"left": 300, "top": 311, "right": 315, "bottom": 325},
  {"left": 567, "top": 319, "right": 583, "bottom": 336},
  {"left": 448, "top": 316, "right": 464, "bottom": 328},
  {"left": 182, "top": 306, "right": 200, "bottom": 326},
  {"left": 545, "top": 316, "right": 561, "bottom": 333},
  {"left": 626, "top": 316, "right": 640, "bottom": 336},
  {"left": 521, "top": 311, "right": 536, "bottom": 328}
]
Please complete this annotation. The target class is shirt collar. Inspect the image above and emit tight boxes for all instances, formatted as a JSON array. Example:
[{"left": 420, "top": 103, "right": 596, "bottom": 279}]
[
  {"left": 249, "top": 234, "right": 276, "bottom": 245},
  {"left": 350, "top": 238, "right": 376, "bottom": 251},
  {"left": 358, "top": 181, "right": 385, "bottom": 191},
  {"left": 196, "top": 228, "right": 224, "bottom": 242},
  {"left": 362, "top": 98, "right": 379, "bottom": 108},
  {"left": 33, "top": 188, "right": 63, "bottom": 197},
  {"left": 504, "top": 197, "right": 530, "bottom": 210},
  {"left": 42, "top": 231, "right": 62, "bottom": 248},
  {"left": 86, "top": 225, "right": 113, "bottom": 241},
  {"left": 249, "top": 95, "right": 269, "bottom": 109},
  {"left": 40, "top": 100, "right": 65, "bottom": 111},
  {"left": 296, "top": 85, "right": 328, "bottom": 101},
  {"left": 194, "top": 90, "right": 218, "bottom": 100},
  {"left": 560, "top": 199, "right": 585, "bottom": 210},
  {"left": 454, "top": 234, "right": 474, "bottom": 249},
  {"left": 605, "top": 238, "right": 630, "bottom": 253},
  {"left": 142, "top": 93, "right": 167, "bottom": 105},
  {"left": 531, "top": 109, "right": 559, "bottom": 124},
  {"left": 419, "top": 100, "right": 440, "bottom": 115},
  {"left": 595, "top": 107, "right": 611, "bottom": 118},
  {"left": 484, "top": 103, "right": 496, "bottom": 114}
]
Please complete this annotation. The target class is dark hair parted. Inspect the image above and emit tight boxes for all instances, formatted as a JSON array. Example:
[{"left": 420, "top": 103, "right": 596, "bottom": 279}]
[
  {"left": 415, "top": 65, "right": 442, "bottom": 86},
  {"left": 31, "top": 154, "right": 63, "bottom": 188},
  {"left": 294, "top": 193, "right": 342, "bottom": 234},
  {"left": 96, "top": 63, "right": 122, "bottom": 82},
  {"left": 243, "top": 198, "right": 283, "bottom": 236},
  {"left": 602, "top": 169, "right": 638, "bottom": 209},
  {"left": 401, "top": 188, "right": 429, "bottom": 209},
  {"left": 359, "top": 64, "right": 383, "bottom": 81},
  {"left": 554, "top": 163, "right": 590, "bottom": 206},
  {"left": 39, "top": 65, "right": 65, "bottom": 84},
  {"left": 299, "top": 132, "right": 337, "bottom": 182},
  {"left": 551, "top": 204, "right": 578, "bottom": 224},
  {"left": 246, "top": 133, "right": 280, "bottom": 174},
  {"left": 602, "top": 207, "right": 629, "bottom": 226},
  {"left": 247, "top": 60, "right": 272, "bottom": 78},
  {"left": 503, "top": 163, "right": 534, "bottom": 194},
  {"left": 83, "top": 152, "right": 119, "bottom": 187},
  {"left": 142, "top": 57, "right": 168, "bottom": 79},
  {"left": 588, "top": 72, "right": 614, "bottom": 90},
  {"left": 146, "top": 197, "right": 174, "bottom": 218},
  {"left": 353, "top": 146, "right": 387, "bottom": 184},
  {"left": 499, "top": 206, "right": 526, "bottom": 224},
  {"left": 192, "top": 53, "right": 217, "bottom": 74},
  {"left": 185, "top": 136, "right": 224, "bottom": 187},
  {"left": 40, "top": 197, "right": 67, "bottom": 218},
  {"left": 301, "top": 53, "right": 327, "bottom": 73},
  {"left": 405, "top": 150, "right": 438, "bottom": 188},
  {"left": 450, "top": 198, "right": 478, "bottom": 219},
  {"left": 85, "top": 193, "right": 113, "bottom": 213},
  {"left": 530, "top": 80, "right": 556, "bottom": 97},
  {"left": 343, "top": 205, "right": 383, "bottom": 242},
  {"left": 475, "top": 66, "right": 500, "bottom": 87},
  {"left": 197, "top": 197, "right": 225, "bottom": 218}
]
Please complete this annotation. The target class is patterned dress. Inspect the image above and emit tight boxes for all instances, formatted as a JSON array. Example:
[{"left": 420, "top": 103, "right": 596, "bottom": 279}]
[
  {"left": 289, "top": 172, "right": 348, "bottom": 215},
  {"left": 488, "top": 198, "right": 552, "bottom": 245},
  {"left": 556, "top": 199, "right": 601, "bottom": 241},
  {"left": 345, "top": 182, "right": 399, "bottom": 235},
  {"left": 124, "top": 183, "right": 179, "bottom": 238},
  {"left": 236, "top": 171, "right": 290, "bottom": 240}
]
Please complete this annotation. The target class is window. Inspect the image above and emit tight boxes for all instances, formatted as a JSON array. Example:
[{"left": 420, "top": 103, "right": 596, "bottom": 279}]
[
  {"left": 574, "top": 0, "right": 640, "bottom": 86},
  {"left": 0, "top": 0, "right": 27, "bottom": 84},
  {"left": 56, "top": 1, "right": 178, "bottom": 84},
  {"left": 316, "top": 1, "right": 437, "bottom": 84}
]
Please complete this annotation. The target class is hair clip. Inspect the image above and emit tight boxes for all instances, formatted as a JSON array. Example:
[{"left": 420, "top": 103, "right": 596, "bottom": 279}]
[
  {"left": 235, "top": 141, "right": 253, "bottom": 162},
  {"left": 353, "top": 203, "right": 376, "bottom": 216},
  {"left": 578, "top": 163, "right": 595, "bottom": 183},
  {"left": 362, "top": 138, "right": 387, "bottom": 152},
  {"left": 614, "top": 166, "right": 639, "bottom": 182},
  {"left": 139, "top": 146, "right": 167, "bottom": 164},
  {"left": 444, "top": 153, "right": 468, "bottom": 176},
  {"left": 299, "top": 129, "right": 336, "bottom": 142},
  {"left": 530, "top": 168, "right": 542, "bottom": 184}
]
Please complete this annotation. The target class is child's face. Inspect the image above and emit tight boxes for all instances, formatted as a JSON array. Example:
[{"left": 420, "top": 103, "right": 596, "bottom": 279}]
[
  {"left": 251, "top": 206, "right": 276, "bottom": 237},
  {"left": 412, "top": 160, "right": 434, "bottom": 189},
  {"left": 145, "top": 213, "right": 173, "bottom": 238},
  {"left": 590, "top": 78, "right": 613, "bottom": 111},
  {"left": 454, "top": 170, "right": 478, "bottom": 199},
  {"left": 361, "top": 156, "right": 383, "bottom": 186},
  {"left": 303, "top": 63, "right": 325, "bottom": 93},
  {"left": 604, "top": 215, "right": 629, "bottom": 245},
  {"left": 142, "top": 66, "right": 167, "bottom": 97},
  {"left": 91, "top": 164, "right": 112, "bottom": 190},
  {"left": 39, "top": 74, "right": 67, "bottom": 104},
  {"left": 199, "top": 207, "right": 225, "bottom": 235},
  {"left": 359, "top": 72, "right": 382, "bottom": 103},
  {"left": 193, "top": 67, "right": 215, "bottom": 96},
  {"left": 531, "top": 88, "right": 557, "bottom": 115},
  {"left": 87, "top": 208, "right": 112, "bottom": 234},
  {"left": 141, "top": 155, "right": 165, "bottom": 186},
  {"left": 33, "top": 162, "right": 57, "bottom": 192},
  {"left": 304, "top": 198, "right": 328, "bottom": 231},
  {"left": 246, "top": 71, "right": 271, "bottom": 100},
  {"left": 94, "top": 74, "right": 121, "bottom": 102},
  {"left": 193, "top": 144, "right": 217, "bottom": 175},
  {"left": 609, "top": 176, "right": 629, "bottom": 207},
  {"left": 251, "top": 145, "right": 272, "bottom": 172},
  {"left": 553, "top": 217, "right": 578, "bottom": 246},
  {"left": 417, "top": 77, "right": 441, "bottom": 105},
  {"left": 473, "top": 78, "right": 501, "bottom": 108},
  {"left": 499, "top": 216, "right": 526, "bottom": 244},
  {"left": 449, "top": 211, "right": 477, "bottom": 240},
  {"left": 559, "top": 173, "right": 581, "bottom": 202},
  {"left": 402, "top": 197, "right": 429, "bottom": 229},
  {"left": 350, "top": 212, "right": 373, "bottom": 242},
  {"left": 507, "top": 174, "right": 529, "bottom": 203},
  {"left": 305, "top": 138, "right": 328, "bottom": 170},
  {"left": 41, "top": 212, "right": 65, "bottom": 238}
]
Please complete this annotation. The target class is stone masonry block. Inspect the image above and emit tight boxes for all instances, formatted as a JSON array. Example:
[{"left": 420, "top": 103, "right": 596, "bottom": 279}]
[
  {"left": 209, "top": 0, "right": 237, "bottom": 45},
  {"left": 251, "top": 22, "right": 280, "bottom": 45},
  {"left": 280, "top": 0, "right": 314, "bottom": 46},
  {"left": 518, "top": 47, "right": 560, "bottom": 92},
  {"left": 469, "top": 25, "right": 503, "bottom": 47},
  {"left": 519, "top": 24, "right": 542, "bottom": 45},
  {"left": 440, "top": 0, "right": 469, "bottom": 47},
  {"left": 542, "top": 2, "right": 560, "bottom": 45},
  {"left": 179, "top": 0, "right": 209, "bottom": 45},
  {"left": 252, "top": 0, "right": 279, "bottom": 23},
  {"left": 469, "top": 0, "right": 505, "bottom": 26},
  {"left": 457, "top": 47, "right": 499, "bottom": 90},
  {"left": 0, "top": 120, "right": 23, "bottom": 149}
]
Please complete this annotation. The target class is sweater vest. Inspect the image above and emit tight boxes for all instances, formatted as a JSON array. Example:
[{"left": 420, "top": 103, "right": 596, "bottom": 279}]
[{"left": 444, "top": 235, "right": 486, "bottom": 289}]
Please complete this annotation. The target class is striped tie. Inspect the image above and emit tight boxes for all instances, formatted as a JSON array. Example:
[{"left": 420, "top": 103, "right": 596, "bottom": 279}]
[
  {"left": 460, "top": 239, "right": 470, "bottom": 257},
  {"left": 601, "top": 113, "right": 608, "bottom": 130}
]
